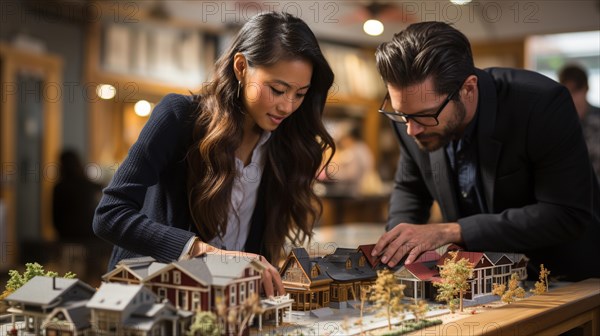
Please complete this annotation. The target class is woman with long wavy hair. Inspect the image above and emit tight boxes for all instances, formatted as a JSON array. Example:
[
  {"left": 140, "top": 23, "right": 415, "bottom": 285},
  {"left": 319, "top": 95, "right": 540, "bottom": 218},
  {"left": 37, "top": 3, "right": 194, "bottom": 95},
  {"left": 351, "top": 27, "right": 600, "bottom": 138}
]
[{"left": 93, "top": 12, "right": 335, "bottom": 296}]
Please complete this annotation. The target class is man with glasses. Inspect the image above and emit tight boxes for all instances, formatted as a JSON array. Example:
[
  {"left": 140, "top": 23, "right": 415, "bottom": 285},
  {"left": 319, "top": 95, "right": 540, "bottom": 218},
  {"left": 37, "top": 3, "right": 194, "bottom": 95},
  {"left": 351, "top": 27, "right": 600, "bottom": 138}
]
[{"left": 370, "top": 22, "right": 600, "bottom": 281}]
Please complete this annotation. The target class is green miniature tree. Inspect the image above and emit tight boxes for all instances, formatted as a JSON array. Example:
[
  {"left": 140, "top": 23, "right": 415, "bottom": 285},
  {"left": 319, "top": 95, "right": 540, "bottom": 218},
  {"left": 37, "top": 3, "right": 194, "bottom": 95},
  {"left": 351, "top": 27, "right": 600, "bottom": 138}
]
[
  {"left": 370, "top": 269, "right": 406, "bottom": 331},
  {"left": 408, "top": 299, "right": 429, "bottom": 323},
  {"left": 433, "top": 251, "right": 474, "bottom": 313},
  {"left": 187, "top": 310, "right": 220, "bottom": 336},
  {"left": 493, "top": 273, "right": 525, "bottom": 304},
  {"left": 1, "top": 262, "right": 76, "bottom": 301},
  {"left": 531, "top": 264, "right": 551, "bottom": 295}
]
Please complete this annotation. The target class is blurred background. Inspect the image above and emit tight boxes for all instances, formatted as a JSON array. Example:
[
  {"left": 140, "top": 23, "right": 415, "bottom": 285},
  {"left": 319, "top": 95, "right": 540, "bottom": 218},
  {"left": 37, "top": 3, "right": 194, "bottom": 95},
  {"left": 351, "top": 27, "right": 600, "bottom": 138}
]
[{"left": 0, "top": 0, "right": 598, "bottom": 286}]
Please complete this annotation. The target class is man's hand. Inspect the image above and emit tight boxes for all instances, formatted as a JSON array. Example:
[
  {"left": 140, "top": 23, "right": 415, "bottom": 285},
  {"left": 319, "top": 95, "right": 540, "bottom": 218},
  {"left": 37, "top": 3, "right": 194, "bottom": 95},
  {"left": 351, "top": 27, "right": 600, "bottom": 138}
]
[
  {"left": 371, "top": 223, "right": 463, "bottom": 267},
  {"left": 191, "top": 241, "right": 286, "bottom": 298}
]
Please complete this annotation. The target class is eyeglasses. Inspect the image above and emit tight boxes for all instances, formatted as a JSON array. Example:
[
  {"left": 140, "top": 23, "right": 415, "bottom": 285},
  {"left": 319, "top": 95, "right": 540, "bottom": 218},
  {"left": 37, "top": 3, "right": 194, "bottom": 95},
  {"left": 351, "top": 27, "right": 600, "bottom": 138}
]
[{"left": 378, "top": 81, "right": 463, "bottom": 127}]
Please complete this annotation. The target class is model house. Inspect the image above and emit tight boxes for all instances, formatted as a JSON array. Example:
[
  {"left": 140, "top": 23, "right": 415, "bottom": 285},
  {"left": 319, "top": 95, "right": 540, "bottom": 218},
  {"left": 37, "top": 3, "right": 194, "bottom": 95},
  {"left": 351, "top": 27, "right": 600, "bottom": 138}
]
[
  {"left": 280, "top": 245, "right": 390, "bottom": 310},
  {"left": 102, "top": 256, "right": 168, "bottom": 285},
  {"left": 142, "top": 254, "right": 264, "bottom": 312},
  {"left": 42, "top": 301, "right": 91, "bottom": 336},
  {"left": 393, "top": 250, "right": 442, "bottom": 300},
  {"left": 280, "top": 243, "right": 529, "bottom": 312},
  {"left": 86, "top": 282, "right": 191, "bottom": 335},
  {"left": 279, "top": 247, "right": 333, "bottom": 311},
  {"left": 394, "top": 249, "right": 528, "bottom": 301},
  {"left": 101, "top": 253, "right": 288, "bottom": 334},
  {"left": 5, "top": 276, "right": 96, "bottom": 335},
  {"left": 316, "top": 246, "right": 384, "bottom": 309}
]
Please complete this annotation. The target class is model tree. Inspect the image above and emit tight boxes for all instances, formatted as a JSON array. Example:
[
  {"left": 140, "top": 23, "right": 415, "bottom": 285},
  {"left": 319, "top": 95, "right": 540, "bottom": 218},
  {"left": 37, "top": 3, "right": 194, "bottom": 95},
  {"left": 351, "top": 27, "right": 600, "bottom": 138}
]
[
  {"left": 1, "top": 262, "right": 76, "bottom": 301},
  {"left": 370, "top": 269, "right": 406, "bottom": 331},
  {"left": 531, "top": 264, "right": 551, "bottom": 295},
  {"left": 408, "top": 299, "right": 429, "bottom": 323},
  {"left": 491, "top": 282, "right": 506, "bottom": 298},
  {"left": 216, "top": 293, "right": 263, "bottom": 336},
  {"left": 492, "top": 273, "right": 525, "bottom": 304},
  {"left": 433, "top": 251, "right": 474, "bottom": 313},
  {"left": 356, "top": 284, "right": 371, "bottom": 333},
  {"left": 187, "top": 310, "right": 220, "bottom": 336}
]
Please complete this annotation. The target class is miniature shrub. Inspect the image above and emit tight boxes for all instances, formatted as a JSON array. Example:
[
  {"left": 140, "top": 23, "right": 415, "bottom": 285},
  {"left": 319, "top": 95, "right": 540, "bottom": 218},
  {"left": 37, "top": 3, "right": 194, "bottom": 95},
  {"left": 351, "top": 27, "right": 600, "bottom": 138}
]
[{"left": 381, "top": 319, "right": 443, "bottom": 336}]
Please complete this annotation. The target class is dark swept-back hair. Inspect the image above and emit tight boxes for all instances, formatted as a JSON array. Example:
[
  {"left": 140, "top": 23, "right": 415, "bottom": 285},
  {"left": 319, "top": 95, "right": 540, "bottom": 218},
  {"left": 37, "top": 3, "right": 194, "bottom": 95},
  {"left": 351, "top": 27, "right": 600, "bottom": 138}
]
[
  {"left": 375, "top": 21, "right": 475, "bottom": 97},
  {"left": 186, "top": 12, "right": 335, "bottom": 263}
]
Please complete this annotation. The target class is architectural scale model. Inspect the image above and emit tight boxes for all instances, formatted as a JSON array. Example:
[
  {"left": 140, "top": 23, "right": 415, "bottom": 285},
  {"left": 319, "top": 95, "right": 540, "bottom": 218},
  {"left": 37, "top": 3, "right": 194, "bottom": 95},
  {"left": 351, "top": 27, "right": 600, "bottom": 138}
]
[
  {"left": 3, "top": 254, "right": 292, "bottom": 335},
  {"left": 2, "top": 245, "right": 529, "bottom": 335},
  {"left": 279, "top": 244, "right": 528, "bottom": 312}
]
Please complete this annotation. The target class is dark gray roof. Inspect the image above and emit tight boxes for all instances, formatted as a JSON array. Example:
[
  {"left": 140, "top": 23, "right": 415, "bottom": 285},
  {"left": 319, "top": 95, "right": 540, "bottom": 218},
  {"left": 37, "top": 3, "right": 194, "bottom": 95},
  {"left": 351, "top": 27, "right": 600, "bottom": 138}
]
[
  {"left": 503, "top": 252, "right": 527, "bottom": 264},
  {"left": 481, "top": 252, "right": 527, "bottom": 265},
  {"left": 319, "top": 249, "right": 378, "bottom": 282},
  {"left": 285, "top": 248, "right": 330, "bottom": 282},
  {"left": 6, "top": 276, "right": 95, "bottom": 307},
  {"left": 331, "top": 247, "right": 356, "bottom": 255},
  {"left": 485, "top": 252, "right": 508, "bottom": 264},
  {"left": 290, "top": 248, "right": 312, "bottom": 276},
  {"left": 309, "top": 259, "right": 330, "bottom": 282}
]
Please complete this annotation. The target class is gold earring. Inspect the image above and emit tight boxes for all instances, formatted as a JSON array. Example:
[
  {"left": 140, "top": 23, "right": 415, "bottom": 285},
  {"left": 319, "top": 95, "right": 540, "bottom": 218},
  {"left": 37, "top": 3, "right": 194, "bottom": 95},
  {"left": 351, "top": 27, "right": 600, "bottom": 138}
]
[{"left": 237, "top": 80, "right": 242, "bottom": 99}]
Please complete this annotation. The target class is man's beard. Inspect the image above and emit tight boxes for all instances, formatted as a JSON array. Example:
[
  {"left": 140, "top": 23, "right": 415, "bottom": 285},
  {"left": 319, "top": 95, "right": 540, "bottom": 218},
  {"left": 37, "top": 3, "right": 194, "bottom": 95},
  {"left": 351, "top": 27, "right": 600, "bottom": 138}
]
[{"left": 414, "top": 100, "right": 467, "bottom": 152}]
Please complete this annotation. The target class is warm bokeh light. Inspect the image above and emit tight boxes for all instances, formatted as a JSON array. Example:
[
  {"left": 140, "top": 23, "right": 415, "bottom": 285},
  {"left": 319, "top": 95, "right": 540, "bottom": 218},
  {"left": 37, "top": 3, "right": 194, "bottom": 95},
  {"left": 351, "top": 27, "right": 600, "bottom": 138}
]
[
  {"left": 134, "top": 100, "right": 152, "bottom": 117},
  {"left": 363, "top": 19, "right": 384, "bottom": 36},
  {"left": 96, "top": 84, "right": 116, "bottom": 100},
  {"left": 450, "top": 0, "right": 472, "bottom": 4}
]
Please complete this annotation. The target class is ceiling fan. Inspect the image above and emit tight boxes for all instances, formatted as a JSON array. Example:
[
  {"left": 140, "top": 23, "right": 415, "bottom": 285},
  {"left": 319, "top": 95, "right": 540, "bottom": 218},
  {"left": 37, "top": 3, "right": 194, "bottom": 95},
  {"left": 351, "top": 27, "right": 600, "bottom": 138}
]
[{"left": 341, "top": 1, "right": 418, "bottom": 36}]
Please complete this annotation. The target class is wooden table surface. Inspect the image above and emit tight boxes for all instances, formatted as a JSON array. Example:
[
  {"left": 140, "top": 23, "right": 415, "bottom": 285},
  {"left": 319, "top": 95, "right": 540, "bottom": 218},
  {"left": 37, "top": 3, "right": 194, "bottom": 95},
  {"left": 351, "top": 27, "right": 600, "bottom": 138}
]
[
  {"left": 411, "top": 278, "right": 600, "bottom": 336},
  {"left": 308, "top": 225, "right": 600, "bottom": 336}
]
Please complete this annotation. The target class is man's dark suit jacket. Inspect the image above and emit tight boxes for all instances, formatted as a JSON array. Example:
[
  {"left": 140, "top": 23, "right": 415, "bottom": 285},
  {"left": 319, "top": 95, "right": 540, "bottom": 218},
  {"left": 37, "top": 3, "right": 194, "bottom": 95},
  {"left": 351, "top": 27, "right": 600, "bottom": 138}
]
[{"left": 388, "top": 68, "right": 600, "bottom": 281}]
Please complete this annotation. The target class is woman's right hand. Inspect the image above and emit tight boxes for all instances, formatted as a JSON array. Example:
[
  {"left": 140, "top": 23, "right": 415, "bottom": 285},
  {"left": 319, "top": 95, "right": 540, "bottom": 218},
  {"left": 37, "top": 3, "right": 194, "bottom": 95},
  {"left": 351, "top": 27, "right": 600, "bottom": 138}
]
[{"left": 190, "top": 240, "right": 286, "bottom": 298}]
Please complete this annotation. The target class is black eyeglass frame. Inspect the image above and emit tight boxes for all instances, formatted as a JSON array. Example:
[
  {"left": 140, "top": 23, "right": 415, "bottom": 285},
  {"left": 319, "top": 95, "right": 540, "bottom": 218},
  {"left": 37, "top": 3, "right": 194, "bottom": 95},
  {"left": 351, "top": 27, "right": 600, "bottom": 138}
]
[{"left": 378, "top": 79, "right": 466, "bottom": 127}]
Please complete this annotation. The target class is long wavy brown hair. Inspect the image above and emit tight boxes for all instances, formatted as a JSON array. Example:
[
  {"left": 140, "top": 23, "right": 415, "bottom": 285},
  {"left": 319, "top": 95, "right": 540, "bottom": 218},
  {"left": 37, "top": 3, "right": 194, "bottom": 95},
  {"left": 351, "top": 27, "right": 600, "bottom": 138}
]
[{"left": 186, "top": 12, "right": 335, "bottom": 263}]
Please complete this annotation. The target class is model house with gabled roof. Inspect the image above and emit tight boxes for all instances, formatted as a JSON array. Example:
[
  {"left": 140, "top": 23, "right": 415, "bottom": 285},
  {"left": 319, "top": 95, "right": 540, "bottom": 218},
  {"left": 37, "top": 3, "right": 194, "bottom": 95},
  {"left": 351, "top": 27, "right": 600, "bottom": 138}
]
[
  {"left": 101, "top": 254, "right": 294, "bottom": 332},
  {"left": 5, "top": 276, "right": 96, "bottom": 335},
  {"left": 460, "top": 251, "right": 528, "bottom": 300},
  {"left": 86, "top": 282, "right": 191, "bottom": 335},
  {"left": 394, "top": 251, "right": 443, "bottom": 300},
  {"left": 280, "top": 244, "right": 391, "bottom": 310},
  {"left": 509, "top": 253, "right": 528, "bottom": 280},
  {"left": 317, "top": 246, "right": 386, "bottom": 309},
  {"left": 140, "top": 254, "right": 265, "bottom": 313},
  {"left": 41, "top": 301, "right": 90, "bottom": 336},
  {"left": 102, "top": 256, "right": 168, "bottom": 285},
  {"left": 279, "top": 247, "right": 332, "bottom": 311},
  {"left": 394, "top": 248, "right": 528, "bottom": 301}
]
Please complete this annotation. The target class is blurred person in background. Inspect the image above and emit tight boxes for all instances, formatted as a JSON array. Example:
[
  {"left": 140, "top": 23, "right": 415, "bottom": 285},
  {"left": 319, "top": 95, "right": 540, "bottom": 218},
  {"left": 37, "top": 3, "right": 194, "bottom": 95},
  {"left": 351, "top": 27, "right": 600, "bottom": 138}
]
[
  {"left": 53, "top": 149, "right": 106, "bottom": 284},
  {"left": 319, "top": 125, "right": 382, "bottom": 196},
  {"left": 53, "top": 149, "right": 102, "bottom": 242},
  {"left": 558, "top": 64, "right": 600, "bottom": 178}
]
